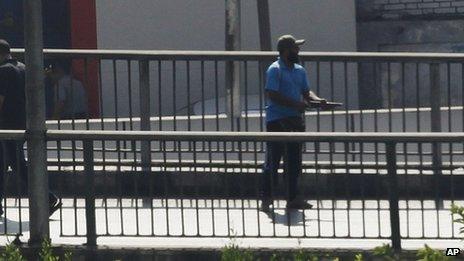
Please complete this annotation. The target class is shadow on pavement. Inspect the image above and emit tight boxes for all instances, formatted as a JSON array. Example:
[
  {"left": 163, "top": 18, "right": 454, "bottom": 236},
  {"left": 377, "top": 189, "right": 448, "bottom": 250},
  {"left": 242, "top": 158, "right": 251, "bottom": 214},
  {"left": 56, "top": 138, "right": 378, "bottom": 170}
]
[
  {"left": 264, "top": 209, "right": 333, "bottom": 226},
  {"left": 0, "top": 217, "right": 29, "bottom": 234}
]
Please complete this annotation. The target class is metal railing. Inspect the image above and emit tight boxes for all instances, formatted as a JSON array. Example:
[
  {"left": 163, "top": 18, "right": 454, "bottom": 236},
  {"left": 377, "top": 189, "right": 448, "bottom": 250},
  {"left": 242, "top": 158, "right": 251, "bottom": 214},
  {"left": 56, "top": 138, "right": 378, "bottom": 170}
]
[
  {"left": 1, "top": 130, "right": 464, "bottom": 250},
  {"left": 10, "top": 49, "right": 464, "bottom": 133},
  {"left": 4, "top": 49, "right": 464, "bottom": 249},
  {"left": 8, "top": 49, "right": 464, "bottom": 172},
  {"left": 44, "top": 130, "right": 464, "bottom": 251}
]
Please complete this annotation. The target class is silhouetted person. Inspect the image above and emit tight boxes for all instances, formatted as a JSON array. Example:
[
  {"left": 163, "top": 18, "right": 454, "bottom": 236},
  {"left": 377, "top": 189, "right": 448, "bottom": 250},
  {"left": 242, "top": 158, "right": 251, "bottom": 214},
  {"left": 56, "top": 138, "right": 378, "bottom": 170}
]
[
  {"left": 49, "top": 60, "right": 88, "bottom": 120},
  {"left": 0, "top": 39, "right": 60, "bottom": 217}
]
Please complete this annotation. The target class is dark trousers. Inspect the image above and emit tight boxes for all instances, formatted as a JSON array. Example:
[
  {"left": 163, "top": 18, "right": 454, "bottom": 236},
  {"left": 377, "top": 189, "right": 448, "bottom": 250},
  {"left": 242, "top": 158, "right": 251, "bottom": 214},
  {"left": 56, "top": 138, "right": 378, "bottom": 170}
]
[
  {"left": 262, "top": 116, "right": 304, "bottom": 202},
  {"left": 0, "top": 140, "right": 57, "bottom": 206}
]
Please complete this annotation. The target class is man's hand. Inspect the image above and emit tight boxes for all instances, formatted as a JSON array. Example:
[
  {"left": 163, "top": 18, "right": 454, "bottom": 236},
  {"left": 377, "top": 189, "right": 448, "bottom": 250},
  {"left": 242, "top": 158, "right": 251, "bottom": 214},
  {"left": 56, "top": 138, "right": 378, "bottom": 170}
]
[
  {"left": 308, "top": 91, "right": 326, "bottom": 103},
  {"left": 313, "top": 97, "right": 327, "bottom": 103}
]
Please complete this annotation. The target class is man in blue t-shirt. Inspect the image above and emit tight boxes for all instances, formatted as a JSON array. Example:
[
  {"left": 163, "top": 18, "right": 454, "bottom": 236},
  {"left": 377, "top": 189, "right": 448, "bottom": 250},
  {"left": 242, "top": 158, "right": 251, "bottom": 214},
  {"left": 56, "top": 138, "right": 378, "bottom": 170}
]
[{"left": 261, "top": 35, "right": 326, "bottom": 212}]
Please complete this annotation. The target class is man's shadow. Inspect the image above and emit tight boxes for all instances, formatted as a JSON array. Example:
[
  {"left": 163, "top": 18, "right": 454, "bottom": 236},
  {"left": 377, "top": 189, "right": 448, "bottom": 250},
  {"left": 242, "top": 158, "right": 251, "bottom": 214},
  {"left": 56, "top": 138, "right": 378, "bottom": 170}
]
[{"left": 0, "top": 217, "right": 29, "bottom": 234}]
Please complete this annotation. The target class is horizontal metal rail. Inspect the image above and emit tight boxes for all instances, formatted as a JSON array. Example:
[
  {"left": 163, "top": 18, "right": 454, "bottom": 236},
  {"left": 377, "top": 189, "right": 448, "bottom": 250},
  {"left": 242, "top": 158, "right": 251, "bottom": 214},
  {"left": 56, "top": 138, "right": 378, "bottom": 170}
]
[
  {"left": 0, "top": 130, "right": 25, "bottom": 140},
  {"left": 41, "top": 105, "right": 464, "bottom": 125},
  {"left": 12, "top": 49, "right": 464, "bottom": 62},
  {"left": 46, "top": 130, "right": 464, "bottom": 143},
  {"left": 44, "top": 158, "right": 463, "bottom": 171}
]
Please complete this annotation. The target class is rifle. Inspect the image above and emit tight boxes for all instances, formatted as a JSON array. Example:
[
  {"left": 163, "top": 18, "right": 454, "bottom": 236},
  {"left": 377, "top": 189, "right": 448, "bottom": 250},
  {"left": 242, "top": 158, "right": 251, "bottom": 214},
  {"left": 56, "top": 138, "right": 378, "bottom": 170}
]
[{"left": 305, "top": 100, "right": 343, "bottom": 110}]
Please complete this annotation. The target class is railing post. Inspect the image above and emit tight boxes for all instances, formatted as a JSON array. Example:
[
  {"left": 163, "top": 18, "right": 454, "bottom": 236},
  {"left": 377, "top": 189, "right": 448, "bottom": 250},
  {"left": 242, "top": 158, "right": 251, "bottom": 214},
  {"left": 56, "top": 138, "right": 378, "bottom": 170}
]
[
  {"left": 429, "top": 63, "right": 442, "bottom": 171},
  {"left": 231, "top": 61, "right": 241, "bottom": 130},
  {"left": 139, "top": 60, "right": 151, "bottom": 171},
  {"left": 350, "top": 114, "right": 356, "bottom": 162},
  {"left": 83, "top": 140, "right": 96, "bottom": 246},
  {"left": 386, "top": 142, "right": 401, "bottom": 253},
  {"left": 430, "top": 63, "right": 443, "bottom": 209}
]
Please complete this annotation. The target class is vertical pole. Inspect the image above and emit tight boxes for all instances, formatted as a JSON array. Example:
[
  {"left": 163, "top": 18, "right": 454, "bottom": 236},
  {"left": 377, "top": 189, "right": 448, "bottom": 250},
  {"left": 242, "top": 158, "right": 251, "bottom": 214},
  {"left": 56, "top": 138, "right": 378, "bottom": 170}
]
[
  {"left": 350, "top": 114, "right": 356, "bottom": 162},
  {"left": 386, "top": 142, "right": 401, "bottom": 253},
  {"left": 430, "top": 63, "right": 443, "bottom": 208},
  {"left": 430, "top": 63, "right": 442, "bottom": 167},
  {"left": 225, "top": 0, "right": 241, "bottom": 130},
  {"left": 139, "top": 60, "right": 151, "bottom": 171},
  {"left": 23, "top": 0, "right": 49, "bottom": 245},
  {"left": 83, "top": 140, "right": 96, "bottom": 246},
  {"left": 257, "top": 0, "right": 272, "bottom": 126},
  {"left": 257, "top": 0, "right": 272, "bottom": 51},
  {"left": 430, "top": 64, "right": 442, "bottom": 133}
]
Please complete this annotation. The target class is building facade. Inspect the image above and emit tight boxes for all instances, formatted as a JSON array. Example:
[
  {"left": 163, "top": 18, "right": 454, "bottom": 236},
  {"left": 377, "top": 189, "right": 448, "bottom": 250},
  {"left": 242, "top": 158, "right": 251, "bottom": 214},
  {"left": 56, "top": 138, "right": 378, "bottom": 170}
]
[{"left": 356, "top": 0, "right": 464, "bottom": 108}]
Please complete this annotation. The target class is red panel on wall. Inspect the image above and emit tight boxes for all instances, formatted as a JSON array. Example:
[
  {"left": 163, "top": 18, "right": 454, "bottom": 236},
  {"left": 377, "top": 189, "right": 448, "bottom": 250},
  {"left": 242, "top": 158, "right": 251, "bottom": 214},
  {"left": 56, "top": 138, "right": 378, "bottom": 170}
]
[{"left": 69, "top": 0, "right": 99, "bottom": 117}]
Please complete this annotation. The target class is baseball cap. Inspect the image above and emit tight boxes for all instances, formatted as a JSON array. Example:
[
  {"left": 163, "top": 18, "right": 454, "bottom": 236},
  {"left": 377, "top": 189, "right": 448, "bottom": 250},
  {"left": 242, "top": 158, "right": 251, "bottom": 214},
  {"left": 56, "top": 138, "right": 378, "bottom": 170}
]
[
  {"left": 0, "top": 39, "right": 10, "bottom": 55},
  {"left": 277, "top": 35, "right": 305, "bottom": 52}
]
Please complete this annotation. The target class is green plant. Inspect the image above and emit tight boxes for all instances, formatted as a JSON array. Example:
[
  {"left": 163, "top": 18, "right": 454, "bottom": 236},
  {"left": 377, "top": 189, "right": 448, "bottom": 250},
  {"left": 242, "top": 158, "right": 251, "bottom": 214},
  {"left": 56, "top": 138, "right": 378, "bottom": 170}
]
[
  {"left": 416, "top": 244, "right": 452, "bottom": 261},
  {"left": 0, "top": 243, "right": 25, "bottom": 261},
  {"left": 451, "top": 204, "right": 464, "bottom": 236},
  {"left": 38, "top": 238, "right": 72, "bottom": 261},
  {"left": 372, "top": 244, "right": 397, "bottom": 261},
  {"left": 269, "top": 253, "right": 284, "bottom": 261},
  {"left": 220, "top": 244, "right": 255, "bottom": 261},
  {"left": 63, "top": 251, "right": 72, "bottom": 261},
  {"left": 39, "top": 238, "right": 58, "bottom": 261},
  {"left": 293, "top": 249, "right": 318, "bottom": 261},
  {"left": 221, "top": 229, "right": 255, "bottom": 261},
  {"left": 354, "top": 253, "right": 364, "bottom": 261}
]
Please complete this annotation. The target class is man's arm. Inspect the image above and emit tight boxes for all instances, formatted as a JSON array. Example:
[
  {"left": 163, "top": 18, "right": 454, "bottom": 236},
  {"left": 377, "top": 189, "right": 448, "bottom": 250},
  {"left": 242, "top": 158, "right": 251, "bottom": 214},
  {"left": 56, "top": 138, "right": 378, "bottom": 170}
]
[
  {"left": 300, "top": 68, "right": 326, "bottom": 105},
  {"left": 265, "top": 66, "right": 306, "bottom": 112},
  {"left": 266, "top": 90, "right": 306, "bottom": 112}
]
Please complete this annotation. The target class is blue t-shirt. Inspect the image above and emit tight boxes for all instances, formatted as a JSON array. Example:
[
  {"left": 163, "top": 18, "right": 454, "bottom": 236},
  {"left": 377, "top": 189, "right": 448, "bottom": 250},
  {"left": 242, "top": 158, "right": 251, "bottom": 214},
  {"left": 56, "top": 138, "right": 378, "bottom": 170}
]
[{"left": 265, "top": 58, "right": 310, "bottom": 122}]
